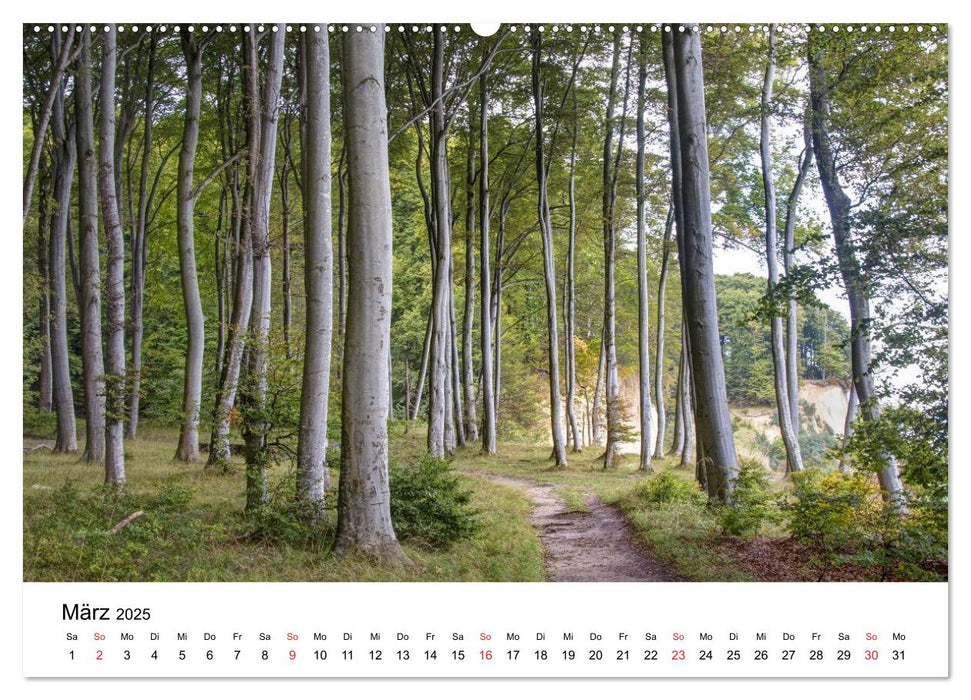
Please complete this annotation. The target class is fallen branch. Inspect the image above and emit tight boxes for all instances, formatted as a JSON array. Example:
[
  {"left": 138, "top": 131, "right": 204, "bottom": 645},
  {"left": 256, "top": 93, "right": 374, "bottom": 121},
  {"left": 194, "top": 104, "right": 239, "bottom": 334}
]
[{"left": 108, "top": 511, "right": 145, "bottom": 535}]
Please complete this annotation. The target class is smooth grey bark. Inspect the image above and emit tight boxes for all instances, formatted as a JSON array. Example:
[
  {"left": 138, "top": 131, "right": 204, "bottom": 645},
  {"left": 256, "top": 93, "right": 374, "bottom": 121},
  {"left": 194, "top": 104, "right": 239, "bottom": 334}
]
[
  {"left": 461, "top": 108, "right": 479, "bottom": 444},
  {"left": 838, "top": 383, "right": 858, "bottom": 473},
  {"left": 426, "top": 28, "right": 451, "bottom": 459},
  {"left": 670, "top": 27, "right": 738, "bottom": 500},
  {"left": 74, "top": 29, "right": 106, "bottom": 465},
  {"left": 99, "top": 25, "right": 126, "bottom": 486},
  {"left": 670, "top": 335, "right": 685, "bottom": 456},
  {"left": 243, "top": 25, "right": 285, "bottom": 512},
  {"left": 334, "top": 25, "right": 408, "bottom": 564},
  {"left": 564, "top": 82, "right": 582, "bottom": 453},
  {"left": 297, "top": 28, "right": 334, "bottom": 509},
  {"left": 808, "top": 35, "right": 905, "bottom": 500},
  {"left": 478, "top": 70, "right": 497, "bottom": 455},
  {"left": 175, "top": 29, "right": 209, "bottom": 463},
  {"left": 679, "top": 336, "right": 696, "bottom": 469},
  {"left": 760, "top": 25, "right": 804, "bottom": 474},
  {"left": 783, "top": 123, "right": 814, "bottom": 438},
  {"left": 635, "top": 35, "right": 653, "bottom": 472},
  {"left": 208, "top": 30, "right": 258, "bottom": 468},
  {"left": 591, "top": 332, "right": 605, "bottom": 446},
  {"left": 24, "top": 26, "right": 75, "bottom": 229},
  {"left": 280, "top": 124, "right": 294, "bottom": 359},
  {"left": 601, "top": 29, "right": 624, "bottom": 469},
  {"left": 448, "top": 274, "right": 465, "bottom": 448},
  {"left": 530, "top": 28, "right": 567, "bottom": 467},
  {"left": 48, "top": 39, "right": 78, "bottom": 453},
  {"left": 337, "top": 145, "right": 348, "bottom": 337},
  {"left": 654, "top": 206, "right": 674, "bottom": 457},
  {"left": 36, "top": 161, "right": 53, "bottom": 411},
  {"left": 127, "top": 31, "right": 159, "bottom": 440},
  {"left": 410, "top": 314, "right": 433, "bottom": 423}
]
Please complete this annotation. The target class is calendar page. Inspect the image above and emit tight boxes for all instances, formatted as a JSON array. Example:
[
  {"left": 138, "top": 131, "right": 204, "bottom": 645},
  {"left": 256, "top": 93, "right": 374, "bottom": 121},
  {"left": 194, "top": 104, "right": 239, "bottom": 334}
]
[{"left": 16, "top": 3, "right": 954, "bottom": 693}]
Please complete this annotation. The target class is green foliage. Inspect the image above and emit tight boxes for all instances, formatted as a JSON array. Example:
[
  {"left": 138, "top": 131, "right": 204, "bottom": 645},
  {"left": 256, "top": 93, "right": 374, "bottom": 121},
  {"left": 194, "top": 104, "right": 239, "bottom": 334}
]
[
  {"left": 632, "top": 469, "right": 709, "bottom": 508},
  {"left": 390, "top": 457, "right": 479, "bottom": 548},
  {"left": 25, "top": 482, "right": 215, "bottom": 581},
  {"left": 843, "top": 404, "right": 946, "bottom": 490},
  {"left": 245, "top": 495, "right": 333, "bottom": 549},
  {"left": 783, "top": 468, "right": 945, "bottom": 581},
  {"left": 715, "top": 275, "right": 850, "bottom": 405},
  {"left": 23, "top": 409, "right": 57, "bottom": 439},
  {"left": 718, "top": 459, "right": 777, "bottom": 537},
  {"left": 785, "top": 469, "right": 874, "bottom": 554}
]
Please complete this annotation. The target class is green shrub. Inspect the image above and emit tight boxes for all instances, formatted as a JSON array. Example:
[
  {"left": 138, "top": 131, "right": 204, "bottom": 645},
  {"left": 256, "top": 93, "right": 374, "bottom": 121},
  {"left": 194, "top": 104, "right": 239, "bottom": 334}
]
[
  {"left": 244, "top": 471, "right": 334, "bottom": 548},
  {"left": 719, "top": 459, "right": 777, "bottom": 537},
  {"left": 23, "top": 409, "right": 57, "bottom": 439},
  {"left": 784, "top": 468, "right": 874, "bottom": 548},
  {"left": 246, "top": 497, "right": 333, "bottom": 548},
  {"left": 633, "top": 470, "right": 709, "bottom": 507},
  {"left": 390, "top": 457, "right": 478, "bottom": 548}
]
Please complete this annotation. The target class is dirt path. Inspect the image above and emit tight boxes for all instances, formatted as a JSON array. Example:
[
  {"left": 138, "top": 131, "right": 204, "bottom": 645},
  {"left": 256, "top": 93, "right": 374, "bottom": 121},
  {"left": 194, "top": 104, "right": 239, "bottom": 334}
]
[{"left": 476, "top": 473, "right": 676, "bottom": 582}]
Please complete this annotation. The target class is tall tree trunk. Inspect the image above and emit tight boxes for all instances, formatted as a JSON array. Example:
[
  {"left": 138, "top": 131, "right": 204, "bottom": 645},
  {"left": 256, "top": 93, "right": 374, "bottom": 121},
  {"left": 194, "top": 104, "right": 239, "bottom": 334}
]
[
  {"left": 208, "top": 29, "right": 257, "bottom": 468},
  {"left": 591, "top": 331, "right": 605, "bottom": 446},
  {"left": 426, "top": 28, "right": 451, "bottom": 459},
  {"left": 280, "top": 150, "right": 293, "bottom": 359},
  {"left": 175, "top": 30, "right": 209, "bottom": 463},
  {"left": 601, "top": 29, "right": 623, "bottom": 469},
  {"left": 808, "top": 34, "right": 905, "bottom": 500},
  {"left": 125, "top": 32, "right": 158, "bottom": 440},
  {"left": 127, "top": 32, "right": 158, "bottom": 440},
  {"left": 783, "top": 122, "right": 814, "bottom": 440},
  {"left": 337, "top": 145, "right": 348, "bottom": 337},
  {"left": 838, "top": 383, "right": 858, "bottom": 473},
  {"left": 668, "top": 28, "right": 738, "bottom": 500},
  {"left": 24, "top": 26, "right": 75, "bottom": 229},
  {"left": 334, "top": 25, "right": 408, "bottom": 564},
  {"left": 478, "top": 69, "right": 497, "bottom": 455},
  {"left": 75, "top": 29, "right": 106, "bottom": 465},
  {"left": 670, "top": 335, "right": 685, "bottom": 456},
  {"left": 36, "top": 160, "right": 53, "bottom": 412},
  {"left": 635, "top": 34, "right": 653, "bottom": 472},
  {"left": 243, "top": 25, "right": 285, "bottom": 512},
  {"left": 449, "top": 272, "right": 465, "bottom": 448},
  {"left": 461, "top": 108, "right": 479, "bottom": 443},
  {"left": 99, "top": 24, "right": 127, "bottom": 486},
  {"left": 654, "top": 206, "right": 674, "bottom": 457},
  {"left": 679, "top": 337, "right": 696, "bottom": 469},
  {"left": 564, "top": 81, "right": 581, "bottom": 453},
  {"left": 48, "top": 36, "right": 77, "bottom": 453},
  {"left": 530, "top": 28, "right": 568, "bottom": 467},
  {"left": 297, "top": 28, "right": 334, "bottom": 511},
  {"left": 410, "top": 314, "right": 433, "bottom": 423},
  {"left": 214, "top": 189, "right": 228, "bottom": 378},
  {"left": 760, "top": 25, "right": 804, "bottom": 474}
]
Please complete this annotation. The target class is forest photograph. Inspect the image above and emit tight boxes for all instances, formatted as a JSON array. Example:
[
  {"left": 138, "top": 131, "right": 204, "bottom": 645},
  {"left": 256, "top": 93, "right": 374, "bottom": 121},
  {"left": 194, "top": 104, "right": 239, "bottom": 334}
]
[{"left": 21, "top": 23, "right": 947, "bottom": 583}]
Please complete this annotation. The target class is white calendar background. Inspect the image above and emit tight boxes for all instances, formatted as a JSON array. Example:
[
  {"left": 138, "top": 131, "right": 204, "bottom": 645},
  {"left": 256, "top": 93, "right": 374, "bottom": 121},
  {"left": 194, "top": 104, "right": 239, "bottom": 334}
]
[{"left": 23, "top": 582, "right": 947, "bottom": 678}]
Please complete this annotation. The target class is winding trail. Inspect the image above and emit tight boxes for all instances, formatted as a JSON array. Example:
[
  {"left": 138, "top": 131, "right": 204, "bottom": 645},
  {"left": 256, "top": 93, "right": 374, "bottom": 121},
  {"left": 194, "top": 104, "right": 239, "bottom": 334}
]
[{"left": 476, "top": 473, "right": 676, "bottom": 582}]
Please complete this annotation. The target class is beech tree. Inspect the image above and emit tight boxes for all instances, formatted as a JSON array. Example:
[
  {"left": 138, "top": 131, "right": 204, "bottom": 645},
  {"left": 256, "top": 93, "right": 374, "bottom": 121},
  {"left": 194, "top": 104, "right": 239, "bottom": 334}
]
[
  {"left": 47, "top": 29, "right": 78, "bottom": 454},
  {"left": 99, "top": 24, "right": 126, "bottom": 485},
  {"left": 635, "top": 33, "right": 653, "bottom": 472},
  {"left": 667, "top": 26, "right": 738, "bottom": 500},
  {"left": 334, "top": 24, "right": 408, "bottom": 563},
  {"left": 759, "top": 25, "right": 804, "bottom": 473},
  {"left": 74, "top": 28, "right": 106, "bottom": 464},
  {"left": 242, "top": 24, "right": 286, "bottom": 512},
  {"left": 530, "top": 27, "right": 567, "bottom": 467},
  {"left": 297, "top": 27, "right": 334, "bottom": 510},
  {"left": 174, "top": 28, "right": 212, "bottom": 462}
]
